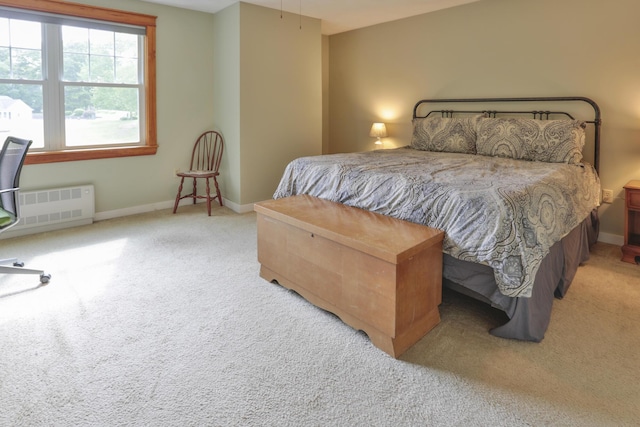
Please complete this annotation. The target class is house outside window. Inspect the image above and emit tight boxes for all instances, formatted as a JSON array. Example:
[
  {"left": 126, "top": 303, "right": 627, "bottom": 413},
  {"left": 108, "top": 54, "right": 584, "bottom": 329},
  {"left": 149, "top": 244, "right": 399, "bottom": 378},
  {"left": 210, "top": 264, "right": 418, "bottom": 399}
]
[{"left": 0, "top": 0, "right": 156, "bottom": 164}]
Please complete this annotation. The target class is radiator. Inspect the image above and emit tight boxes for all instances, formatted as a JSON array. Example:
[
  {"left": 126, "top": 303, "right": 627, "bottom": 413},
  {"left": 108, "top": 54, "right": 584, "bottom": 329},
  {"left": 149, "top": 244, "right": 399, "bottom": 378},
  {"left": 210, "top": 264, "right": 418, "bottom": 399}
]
[{"left": 1, "top": 185, "right": 95, "bottom": 239}]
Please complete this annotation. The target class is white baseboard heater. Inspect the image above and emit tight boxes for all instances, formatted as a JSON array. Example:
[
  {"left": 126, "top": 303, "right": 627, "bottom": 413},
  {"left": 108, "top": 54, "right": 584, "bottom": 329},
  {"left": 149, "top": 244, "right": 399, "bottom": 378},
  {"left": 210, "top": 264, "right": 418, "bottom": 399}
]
[{"left": 1, "top": 185, "right": 95, "bottom": 239}]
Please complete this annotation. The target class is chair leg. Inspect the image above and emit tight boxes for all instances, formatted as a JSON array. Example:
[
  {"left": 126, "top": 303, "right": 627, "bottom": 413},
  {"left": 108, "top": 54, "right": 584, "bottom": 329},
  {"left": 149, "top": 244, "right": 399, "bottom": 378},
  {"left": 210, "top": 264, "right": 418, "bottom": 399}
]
[
  {"left": 205, "top": 178, "right": 212, "bottom": 216},
  {"left": 0, "top": 265, "right": 44, "bottom": 275},
  {"left": 0, "top": 265, "right": 51, "bottom": 284},
  {"left": 213, "top": 177, "right": 223, "bottom": 207},
  {"left": 192, "top": 178, "right": 198, "bottom": 205},
  {"left": 173, "top": 177, "right": 185, "bottom": 214}
]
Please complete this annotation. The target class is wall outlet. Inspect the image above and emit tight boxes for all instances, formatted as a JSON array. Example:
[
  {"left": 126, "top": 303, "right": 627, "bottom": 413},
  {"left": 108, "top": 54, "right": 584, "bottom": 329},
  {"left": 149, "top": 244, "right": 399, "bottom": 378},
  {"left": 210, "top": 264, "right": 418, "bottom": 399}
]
[{"left": 602, "top": 189, "right": 614, "bottom": 204}]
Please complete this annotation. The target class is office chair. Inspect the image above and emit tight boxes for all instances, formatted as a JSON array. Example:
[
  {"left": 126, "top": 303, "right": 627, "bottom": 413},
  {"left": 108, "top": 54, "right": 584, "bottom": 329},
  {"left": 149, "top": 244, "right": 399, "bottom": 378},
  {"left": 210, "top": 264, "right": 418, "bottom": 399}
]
[
  {"left": 173, "top": 130, "right": 224, "bottom": 216},
  {"left": 0, "top": 136, "right": 51, "bottom": 284}
]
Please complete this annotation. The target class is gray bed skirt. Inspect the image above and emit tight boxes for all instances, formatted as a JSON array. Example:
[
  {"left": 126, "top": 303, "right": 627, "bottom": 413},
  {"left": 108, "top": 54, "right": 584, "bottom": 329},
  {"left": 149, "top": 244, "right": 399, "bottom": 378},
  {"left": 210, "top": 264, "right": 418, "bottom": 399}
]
[{"left": 442, "top": 209, "right": 599, "bottom": 342}]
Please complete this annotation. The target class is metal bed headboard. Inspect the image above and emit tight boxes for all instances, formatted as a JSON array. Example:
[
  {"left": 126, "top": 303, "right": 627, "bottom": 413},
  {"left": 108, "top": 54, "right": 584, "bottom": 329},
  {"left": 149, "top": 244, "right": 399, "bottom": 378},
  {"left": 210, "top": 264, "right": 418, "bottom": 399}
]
[{"left": 412, "top": 97, "right": 602, "bottom": 173}]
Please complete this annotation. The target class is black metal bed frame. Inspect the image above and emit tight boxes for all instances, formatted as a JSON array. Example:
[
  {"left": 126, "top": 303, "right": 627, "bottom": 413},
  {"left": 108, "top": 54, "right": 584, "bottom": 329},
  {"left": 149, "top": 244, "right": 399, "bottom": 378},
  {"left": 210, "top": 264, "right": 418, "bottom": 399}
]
[{"left": 412, "top": 97, "right": 602, "bottom": 172}]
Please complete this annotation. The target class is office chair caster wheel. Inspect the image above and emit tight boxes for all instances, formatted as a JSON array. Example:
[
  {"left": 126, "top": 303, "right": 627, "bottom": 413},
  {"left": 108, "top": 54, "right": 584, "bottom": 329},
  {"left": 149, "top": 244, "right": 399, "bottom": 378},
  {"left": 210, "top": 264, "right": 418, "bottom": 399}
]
[
  {"left": 13, "top": 261, "right": 24, "bottom": 267},
  {"left": 40, "top": 274, "right": 51, "bottom": 284}
]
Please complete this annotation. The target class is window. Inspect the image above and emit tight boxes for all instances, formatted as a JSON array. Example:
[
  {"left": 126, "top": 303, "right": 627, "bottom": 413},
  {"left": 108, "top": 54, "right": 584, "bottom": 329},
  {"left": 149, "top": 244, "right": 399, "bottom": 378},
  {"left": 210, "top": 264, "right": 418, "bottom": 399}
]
[{"left": 0, "top": 0, "right": 156, "bottom": 164}]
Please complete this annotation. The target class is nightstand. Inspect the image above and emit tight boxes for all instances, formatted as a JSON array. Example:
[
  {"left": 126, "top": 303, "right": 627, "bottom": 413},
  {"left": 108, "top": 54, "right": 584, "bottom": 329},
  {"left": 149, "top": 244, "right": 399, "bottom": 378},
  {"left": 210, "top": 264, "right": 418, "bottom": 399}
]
[{"left": 621, "top": 180, "right": 640, "bottom": 264}]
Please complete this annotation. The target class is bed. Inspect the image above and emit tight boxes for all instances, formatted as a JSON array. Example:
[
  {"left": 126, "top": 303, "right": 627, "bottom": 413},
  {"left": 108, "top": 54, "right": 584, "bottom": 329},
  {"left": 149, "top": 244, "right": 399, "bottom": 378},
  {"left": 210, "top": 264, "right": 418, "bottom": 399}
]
[{"left": 273, "top": 97, "right": 602, "bottom": 342}]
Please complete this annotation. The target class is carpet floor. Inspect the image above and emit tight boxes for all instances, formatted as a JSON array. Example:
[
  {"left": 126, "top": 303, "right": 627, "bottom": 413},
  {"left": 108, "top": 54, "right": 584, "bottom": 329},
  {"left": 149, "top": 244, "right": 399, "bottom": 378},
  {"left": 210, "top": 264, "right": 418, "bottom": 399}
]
[{"left": 1, "top": 204, "right": 639, "bottom": 426}]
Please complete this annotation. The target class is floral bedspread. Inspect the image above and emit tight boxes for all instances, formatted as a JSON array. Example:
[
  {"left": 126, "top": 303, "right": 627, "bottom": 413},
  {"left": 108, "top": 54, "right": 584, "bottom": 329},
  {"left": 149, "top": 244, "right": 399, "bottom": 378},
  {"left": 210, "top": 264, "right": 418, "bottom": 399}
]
[{"left": 273, "top": 147, "right": 600, "bottom": 297}]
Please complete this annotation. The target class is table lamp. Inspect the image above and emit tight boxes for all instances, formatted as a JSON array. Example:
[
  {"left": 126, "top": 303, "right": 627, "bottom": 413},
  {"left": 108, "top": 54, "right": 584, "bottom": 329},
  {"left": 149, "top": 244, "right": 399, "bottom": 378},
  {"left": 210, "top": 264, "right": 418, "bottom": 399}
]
[{"left": 369, "top": 122, "right": 387, "bottom": 146}]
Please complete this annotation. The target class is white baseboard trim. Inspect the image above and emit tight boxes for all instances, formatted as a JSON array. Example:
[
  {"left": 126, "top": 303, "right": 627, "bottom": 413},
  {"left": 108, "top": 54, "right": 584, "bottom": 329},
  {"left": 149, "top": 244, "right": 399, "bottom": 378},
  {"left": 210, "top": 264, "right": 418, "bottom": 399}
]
[
  {"left": 598, "top": 232, "right": 623, "bottom": 246},
  {"left": 222, "top": 199, "right": 257, "bottom": 214},
  {"left": 94, "top": 200, "right": 175, "bottom": 221},
  {"left": 0, "top": 218, "right": 93, "bottom": 240},
  {"left": 94, "top": 197, "right": 256, "bottom": 221}
]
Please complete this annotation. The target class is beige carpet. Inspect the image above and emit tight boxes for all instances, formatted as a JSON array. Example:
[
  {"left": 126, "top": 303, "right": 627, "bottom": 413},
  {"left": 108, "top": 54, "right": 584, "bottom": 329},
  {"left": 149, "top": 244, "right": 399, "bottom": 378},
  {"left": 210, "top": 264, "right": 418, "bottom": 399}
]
[{"left": 1, "top": 204, "right": 639, "bottom": 426}]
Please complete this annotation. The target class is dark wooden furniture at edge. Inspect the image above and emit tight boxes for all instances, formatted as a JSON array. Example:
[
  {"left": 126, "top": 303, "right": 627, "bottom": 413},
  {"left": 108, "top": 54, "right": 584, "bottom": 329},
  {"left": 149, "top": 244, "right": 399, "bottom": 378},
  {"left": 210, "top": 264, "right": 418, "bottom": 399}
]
[{"left": 622, "top": 180, "right": 640, "bottom": 264}]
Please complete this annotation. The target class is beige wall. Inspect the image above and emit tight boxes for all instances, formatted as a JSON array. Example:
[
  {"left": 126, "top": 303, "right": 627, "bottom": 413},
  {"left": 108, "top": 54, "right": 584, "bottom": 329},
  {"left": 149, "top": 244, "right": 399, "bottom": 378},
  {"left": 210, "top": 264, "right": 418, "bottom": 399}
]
[
  {"left": 237, "top": 3, "right": 322, "bottom": 206},
  {"left": 212, "top": 4, "right": 241, "bottom": 205},
  {"left": 327, "top": 0, "right": 640, "bottom": 240},
  {"left": 19, "top": 0, "right": 216, "bottom": 216},
  {"left": 213, "top": 3, "right": 322, "bottom": 209},
  {"left": 322, "top": 35, "right": 330, "bottom": 154}
]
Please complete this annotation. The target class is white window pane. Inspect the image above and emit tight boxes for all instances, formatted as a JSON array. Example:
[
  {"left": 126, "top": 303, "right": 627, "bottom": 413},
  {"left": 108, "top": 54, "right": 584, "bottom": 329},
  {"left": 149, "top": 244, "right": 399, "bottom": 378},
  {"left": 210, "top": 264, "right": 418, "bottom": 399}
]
[
  {"left": 0, "top": 18, "right": 9, "bottom": 47},
  {"left": 62, "top": 26, "right": 89, "bottom": 54},
  {"left": 11, "top": 48, "right": 42, "bottom": 80},
  {"left": 63, "top": 27, "right": 90, "bottom": 82},
  {"left": 0, "top": 19, "right": 42, "bottom": 80},
  {"left": 9, "top": 20, "right": 41, "bottom": 50},
  {"left": 116, "top": 57, "right": 138, "bottom": 84},
  {"left": 0, "top": 84, "right": 44, "bottom": 148},
  {"left": 90, "top": 55, "right": 114, "bottom": 82},
  {"left": 0, "top": 47, "right": 9, "bottom": 78},
  {"left": 89, "top": 29, "right": 113, "bottom": 56},
  {"left": 64, "top": 86, "right": 139, "bottom": 147},
  {"left": 63, "top": 52, "right": 89, "bottom": 82},
  {"left": 115, "top": 33, "right": 138, "bottom": 59}
]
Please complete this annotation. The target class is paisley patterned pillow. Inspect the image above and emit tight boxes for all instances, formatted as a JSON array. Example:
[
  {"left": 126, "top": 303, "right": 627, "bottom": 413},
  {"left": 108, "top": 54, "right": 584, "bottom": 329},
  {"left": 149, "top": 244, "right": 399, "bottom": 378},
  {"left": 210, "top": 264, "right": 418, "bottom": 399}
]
[
  {"left": 476, "top": 118, "right": 586, "bottom": 164},
  {"left": 410, "top": 115, "right": 482, "bottom": 154}
]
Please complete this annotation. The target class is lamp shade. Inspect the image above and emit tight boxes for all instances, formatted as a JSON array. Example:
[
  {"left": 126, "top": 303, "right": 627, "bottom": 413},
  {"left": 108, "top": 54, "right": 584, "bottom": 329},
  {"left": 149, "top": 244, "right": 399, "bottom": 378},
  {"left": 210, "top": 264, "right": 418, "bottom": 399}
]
[{"left": 369, "top": 122, "right": 388, "bottom": 138}]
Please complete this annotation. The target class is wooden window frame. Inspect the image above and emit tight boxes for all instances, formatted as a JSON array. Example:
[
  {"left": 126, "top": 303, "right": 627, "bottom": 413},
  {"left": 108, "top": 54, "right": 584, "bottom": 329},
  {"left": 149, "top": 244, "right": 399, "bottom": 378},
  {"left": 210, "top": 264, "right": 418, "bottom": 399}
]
[{"left": 0, "top": 0, "right": 157, "bottom": 164}]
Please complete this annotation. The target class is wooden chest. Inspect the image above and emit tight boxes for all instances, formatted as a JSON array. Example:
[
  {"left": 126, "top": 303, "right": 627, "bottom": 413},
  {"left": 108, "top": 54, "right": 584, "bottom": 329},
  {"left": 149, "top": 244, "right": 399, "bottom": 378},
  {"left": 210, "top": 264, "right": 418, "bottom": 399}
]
[{"left": 254, "top": 195, "right": 444, "bottom": 358}]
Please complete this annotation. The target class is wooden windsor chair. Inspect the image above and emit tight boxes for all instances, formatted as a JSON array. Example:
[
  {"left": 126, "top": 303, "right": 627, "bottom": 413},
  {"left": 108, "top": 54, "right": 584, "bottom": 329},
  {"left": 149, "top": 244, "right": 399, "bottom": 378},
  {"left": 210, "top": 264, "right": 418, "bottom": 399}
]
[{"left": 173, "top": 131, "right": 224, "bottom": 216}]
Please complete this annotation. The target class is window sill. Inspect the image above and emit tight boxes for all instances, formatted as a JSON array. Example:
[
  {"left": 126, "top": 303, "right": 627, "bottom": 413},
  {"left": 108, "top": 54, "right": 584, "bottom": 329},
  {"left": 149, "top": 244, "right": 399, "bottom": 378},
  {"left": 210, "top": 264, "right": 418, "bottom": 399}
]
[{"left": 25, "top": 145, "right": 158, "bottom": 164}]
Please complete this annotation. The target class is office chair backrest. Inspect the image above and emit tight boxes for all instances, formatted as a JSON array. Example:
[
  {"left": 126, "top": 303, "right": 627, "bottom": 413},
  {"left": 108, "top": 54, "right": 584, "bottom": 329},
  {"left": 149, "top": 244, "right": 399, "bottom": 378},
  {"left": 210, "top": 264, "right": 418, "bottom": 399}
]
[{"left": 0, "top": 136, "right": 32, "bottom": 217}]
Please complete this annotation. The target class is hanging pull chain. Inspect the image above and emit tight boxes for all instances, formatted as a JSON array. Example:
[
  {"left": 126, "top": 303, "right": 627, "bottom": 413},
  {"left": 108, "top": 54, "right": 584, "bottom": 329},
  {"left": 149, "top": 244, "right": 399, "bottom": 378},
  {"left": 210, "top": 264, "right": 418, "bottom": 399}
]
[{"left": 281, "top": 0, "right": 302, "bottom": 29}]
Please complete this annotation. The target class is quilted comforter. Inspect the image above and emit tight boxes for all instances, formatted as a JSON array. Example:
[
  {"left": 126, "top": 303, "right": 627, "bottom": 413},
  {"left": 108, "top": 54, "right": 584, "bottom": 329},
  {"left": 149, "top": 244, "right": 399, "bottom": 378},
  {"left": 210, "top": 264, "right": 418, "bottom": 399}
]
[{"left": 273, "top": 147, "right": 600, "bottom": 298}]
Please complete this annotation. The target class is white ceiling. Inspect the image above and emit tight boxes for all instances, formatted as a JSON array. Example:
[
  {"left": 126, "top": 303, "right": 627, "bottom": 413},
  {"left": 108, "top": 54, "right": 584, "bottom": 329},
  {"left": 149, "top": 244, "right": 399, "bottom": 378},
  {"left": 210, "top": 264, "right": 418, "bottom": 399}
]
[{"left": 138, "top": 0, "right": 481, "bottom": 35}]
